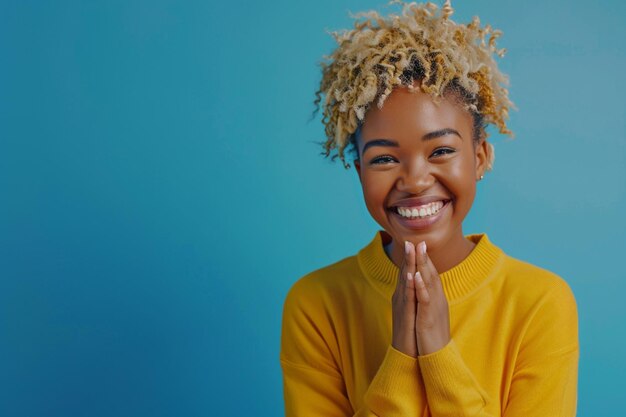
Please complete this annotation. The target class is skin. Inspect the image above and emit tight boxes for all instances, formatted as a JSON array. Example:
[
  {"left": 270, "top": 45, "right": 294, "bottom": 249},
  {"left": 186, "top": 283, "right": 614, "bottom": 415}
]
[{"left": 353, "top": 83, "right": 492, "bottom": 357}]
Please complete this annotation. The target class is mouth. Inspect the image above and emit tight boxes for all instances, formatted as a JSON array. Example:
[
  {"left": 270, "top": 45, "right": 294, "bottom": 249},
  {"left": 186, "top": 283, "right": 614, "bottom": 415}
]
[{"left": 387, "top": 199, "right": 452, "bottom": 230}]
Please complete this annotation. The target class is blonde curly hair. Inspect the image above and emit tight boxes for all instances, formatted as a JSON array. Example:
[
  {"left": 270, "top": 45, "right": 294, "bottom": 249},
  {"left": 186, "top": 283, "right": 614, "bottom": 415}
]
[{"left": 313, "top": 0, "right": 515, "bottom": 170}]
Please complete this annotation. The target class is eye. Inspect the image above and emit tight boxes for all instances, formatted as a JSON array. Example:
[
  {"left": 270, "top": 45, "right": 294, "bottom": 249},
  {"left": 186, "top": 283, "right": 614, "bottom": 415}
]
[
  {"left": 431, "top": 147, "right": 456, "bottom": 157},
  {"left": 370, "top": 155, "right": 397, "bottom": 165}
]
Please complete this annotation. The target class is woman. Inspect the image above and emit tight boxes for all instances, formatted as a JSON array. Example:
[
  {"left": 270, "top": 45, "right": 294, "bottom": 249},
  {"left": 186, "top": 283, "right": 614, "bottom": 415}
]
[{"left": 280, "top": 1, "right": 579, "bottom": 416}]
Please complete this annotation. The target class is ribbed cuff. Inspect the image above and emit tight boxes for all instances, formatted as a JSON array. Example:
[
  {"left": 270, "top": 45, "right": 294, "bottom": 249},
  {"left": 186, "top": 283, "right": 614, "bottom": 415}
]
[
  {"left": 376, "top": 345, "right": 420, "bottom": 395},
  {"left": 365, "top": 344, "right": 422, "bottom": 402},
  {"left": 417, "top": 339, "right": 487, "bottom": 413}
]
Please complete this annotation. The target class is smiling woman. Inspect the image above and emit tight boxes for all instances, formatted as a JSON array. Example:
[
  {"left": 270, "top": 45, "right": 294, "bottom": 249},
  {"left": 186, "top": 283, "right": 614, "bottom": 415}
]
[{"left": 280, "top": 1, "right": 579, "bottom": 416}]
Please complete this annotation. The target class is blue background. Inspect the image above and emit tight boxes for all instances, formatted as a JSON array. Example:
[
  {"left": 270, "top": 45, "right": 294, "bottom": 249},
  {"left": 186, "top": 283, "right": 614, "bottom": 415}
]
[{"left": 1, "top": 0, "right": 624, "bottom": 416}]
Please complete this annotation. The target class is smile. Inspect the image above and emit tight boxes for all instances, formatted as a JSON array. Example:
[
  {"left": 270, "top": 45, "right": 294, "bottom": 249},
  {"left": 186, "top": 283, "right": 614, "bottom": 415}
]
[
  {"left": 389, "top": 199, "right": 451, "bottom": 230},
  {"left": 396, "top": 200, "right": 446, "bottom": 219}
]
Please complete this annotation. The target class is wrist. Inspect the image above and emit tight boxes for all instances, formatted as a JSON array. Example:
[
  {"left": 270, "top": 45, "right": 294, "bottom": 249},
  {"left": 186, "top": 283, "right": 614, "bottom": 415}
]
[
  {"left": 392, "top": 337, "right": 418, "bottom": 358},
  {"left": 417, "top": 333, "right": 451, "bottom": 356}
]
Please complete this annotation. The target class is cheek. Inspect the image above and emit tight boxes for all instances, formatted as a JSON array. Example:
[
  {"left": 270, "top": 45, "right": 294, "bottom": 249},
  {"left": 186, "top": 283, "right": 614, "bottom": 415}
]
[
  {"left": 449, "top": 169, "right": 474, "bottom": 191},
  {"left": 447, "top": 166, "right": 477, "bottom": 207},
  {"left": 361, "top": 173, "right": 391, "bottom": 208}
]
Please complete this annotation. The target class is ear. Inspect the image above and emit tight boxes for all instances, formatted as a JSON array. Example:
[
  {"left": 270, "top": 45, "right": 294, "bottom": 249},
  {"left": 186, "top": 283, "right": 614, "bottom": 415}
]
[
  {"left": 353, "top": 159, "right": 362, "bottom": 183},
  {"left": 474, "top": 138, "right": 491, "bottom": 180}
]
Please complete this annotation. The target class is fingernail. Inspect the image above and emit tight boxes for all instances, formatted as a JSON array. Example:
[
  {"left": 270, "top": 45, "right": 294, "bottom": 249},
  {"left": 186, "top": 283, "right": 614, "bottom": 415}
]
[
  {"left": 415, "top": 271, "right": 422, "bottom": 282},
  {"left": 419, "top": 241, "right": 427, "bottom": 255},
  {"left": 407, "top": 272, "right": 413, "bottom": 281},
  {"left": 405, "top": 241, "right": 410, "bottom": 254}
]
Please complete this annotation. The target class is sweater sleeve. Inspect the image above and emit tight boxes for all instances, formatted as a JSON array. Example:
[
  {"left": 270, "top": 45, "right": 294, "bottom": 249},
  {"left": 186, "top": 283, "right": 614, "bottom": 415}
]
[
  {"left": 416, "top": 278, "right": 579, "bottom": 417},
  {"left": 417, "top": 338, "right": 493, "bottom": 416},
  {"left": 280, "top": 278, "right": 425, "bottom": 417},
  {"left": 502, "top": 279, "right": 580, "bottom": 416},
  {"left": 281, "top": 346, "right": 424, "bottom": 417}
]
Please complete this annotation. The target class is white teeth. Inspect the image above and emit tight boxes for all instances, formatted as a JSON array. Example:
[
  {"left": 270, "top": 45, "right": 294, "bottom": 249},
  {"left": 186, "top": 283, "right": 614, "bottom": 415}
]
[{"left": 397, "top": 201, "right": 446, "bottom": 219}]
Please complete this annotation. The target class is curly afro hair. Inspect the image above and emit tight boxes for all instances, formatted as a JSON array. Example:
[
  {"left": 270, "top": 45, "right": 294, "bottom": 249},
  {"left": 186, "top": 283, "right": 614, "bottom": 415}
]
[{"left": 313, "top": 0, "right": 515, "bottom": 170}]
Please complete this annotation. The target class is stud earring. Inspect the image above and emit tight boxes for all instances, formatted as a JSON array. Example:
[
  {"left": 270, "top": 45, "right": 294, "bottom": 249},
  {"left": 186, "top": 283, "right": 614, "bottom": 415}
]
[{"left": 478, "top": 175, "right": 484, "bottom": 181}]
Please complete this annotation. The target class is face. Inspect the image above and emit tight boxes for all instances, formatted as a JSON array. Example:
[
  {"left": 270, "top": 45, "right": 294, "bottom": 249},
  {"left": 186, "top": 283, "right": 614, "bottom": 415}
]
[{"left": 353, "top": 85, "right": 490, "bottom": 253}]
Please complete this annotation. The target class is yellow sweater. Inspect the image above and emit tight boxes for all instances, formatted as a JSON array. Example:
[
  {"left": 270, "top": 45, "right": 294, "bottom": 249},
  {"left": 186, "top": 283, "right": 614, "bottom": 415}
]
[{"left": 280, "top": 230, "right": 579, "bottom": 416}]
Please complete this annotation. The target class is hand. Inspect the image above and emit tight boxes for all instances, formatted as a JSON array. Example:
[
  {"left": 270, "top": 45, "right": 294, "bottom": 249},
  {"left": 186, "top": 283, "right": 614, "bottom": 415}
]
[
  {"left": 391, "top": 241, "right": 419, "bottom": 358},
  {"left": 413, "top": 241, "right": 451, "bottom": 356}
]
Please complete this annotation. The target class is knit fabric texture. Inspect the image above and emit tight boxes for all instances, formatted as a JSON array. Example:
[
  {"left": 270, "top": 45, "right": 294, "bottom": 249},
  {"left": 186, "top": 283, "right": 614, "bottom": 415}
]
[{"left": 280, "top": 230, "right": 579, "bottom": 416}]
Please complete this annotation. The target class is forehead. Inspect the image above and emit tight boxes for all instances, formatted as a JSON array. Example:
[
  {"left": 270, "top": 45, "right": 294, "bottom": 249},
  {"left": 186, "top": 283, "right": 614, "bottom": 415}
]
[{"left": 359, "top": 87, "right": 473, "bottom": 141}]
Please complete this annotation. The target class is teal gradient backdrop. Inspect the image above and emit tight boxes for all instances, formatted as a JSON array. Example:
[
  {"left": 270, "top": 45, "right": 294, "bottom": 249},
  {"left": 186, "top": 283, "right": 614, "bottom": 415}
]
[{"left": 1, "top": 1, "right": 624, "bottom": 416}]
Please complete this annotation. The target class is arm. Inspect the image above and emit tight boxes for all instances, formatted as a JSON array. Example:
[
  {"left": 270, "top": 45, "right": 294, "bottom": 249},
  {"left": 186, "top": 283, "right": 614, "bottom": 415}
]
[
  {"left": 280, "top": 276, "right": 425, "bottom": 417},
  {"left": 281, "top": 242, "right": 434, "bottom": 417},
  {"left": 417, "top": 338, "right": 494, "bottom": 416},
  {"left": 412, "top": 241, "right": 495, "bottom": 416},
  {"left": 415, "top": 277, "right": 579, "bottom": 417},
  {"left": 281, "top": 345, "right": 424, "bottom": 417},
  {"left": 405, "top": 340, "right": 576, "bottom": 417},
  {"left": 413, "top": 273, "right": 578, "bottom": 417},
  {"left": 503, "top": 280, "right": 579, "bottom": 416}
]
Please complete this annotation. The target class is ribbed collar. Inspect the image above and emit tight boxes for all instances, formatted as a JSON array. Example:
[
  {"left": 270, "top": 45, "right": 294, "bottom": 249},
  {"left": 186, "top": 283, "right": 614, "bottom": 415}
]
[{"left": 357, "top": 230, "right": 504, "bottom": 304}]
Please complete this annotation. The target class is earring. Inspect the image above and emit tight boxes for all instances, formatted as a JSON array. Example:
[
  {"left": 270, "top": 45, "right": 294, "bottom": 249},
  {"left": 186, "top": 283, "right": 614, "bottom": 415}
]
[{"left": 478, "top": 175, "right": 484, "bottom": 181}]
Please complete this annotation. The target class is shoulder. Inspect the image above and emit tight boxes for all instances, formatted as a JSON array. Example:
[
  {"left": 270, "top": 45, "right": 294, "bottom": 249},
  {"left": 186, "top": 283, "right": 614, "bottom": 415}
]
[
  {"left": 498, "top": 252, "right": 578, "bottom": 324},
  {"left": 500, "top": 253, "right": 575, "bottom": 298},
  {"left": 496, "top": 253, "right": 579, "bottom": 357},
  {"left": 283, "top": 254, "right": 360, "bottom": 312},
  {"left": 280, "top": 254, "right": 361, "bottom": 362}
]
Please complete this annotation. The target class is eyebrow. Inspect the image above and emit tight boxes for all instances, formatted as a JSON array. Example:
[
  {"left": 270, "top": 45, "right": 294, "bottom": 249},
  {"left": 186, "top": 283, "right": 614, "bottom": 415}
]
[{"left": 361, "top": 128, "right": 462, "bottom": 155}]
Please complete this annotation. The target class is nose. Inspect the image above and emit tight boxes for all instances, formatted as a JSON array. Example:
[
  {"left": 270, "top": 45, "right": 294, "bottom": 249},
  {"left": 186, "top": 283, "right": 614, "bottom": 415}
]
[{"left": 395, "top": 158, "right": 435, "bottom": 194}]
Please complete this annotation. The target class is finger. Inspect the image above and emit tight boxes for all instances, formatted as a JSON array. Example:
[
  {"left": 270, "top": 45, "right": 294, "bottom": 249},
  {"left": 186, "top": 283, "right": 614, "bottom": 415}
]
[
  {"left": 414, "top": 271, "right": 431, "bottom": 304},
  {"left": 406, "top": 272, "right": 415, "bottom": 292},
  {"left": 401, "top": 241, "right": 417, "bottom": 296},
  {"left": 394, "top": 241, "right": 414, "bottom": 300},
  {"left": 391, "top": 241, "right": 419, "bottom": 357},
  {"left": 421, "top": 243, "right": 445, "bottom": 292},
  {"left": 415, "top": 241, "right": 433, "bottom": 288},
  {"left": 393, "top": 271, "right": 412, "bottom": 304},
  {"left": 404, "top": 240, "right": 416, "bottom": 283}
]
